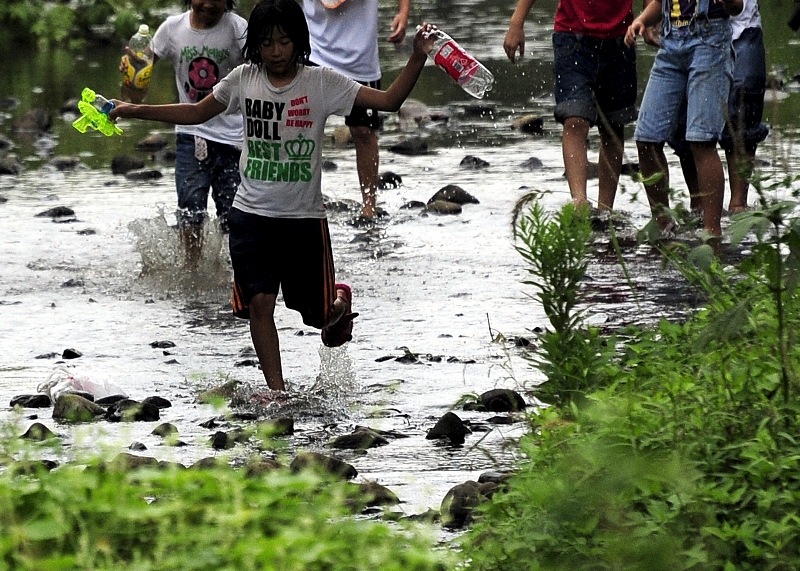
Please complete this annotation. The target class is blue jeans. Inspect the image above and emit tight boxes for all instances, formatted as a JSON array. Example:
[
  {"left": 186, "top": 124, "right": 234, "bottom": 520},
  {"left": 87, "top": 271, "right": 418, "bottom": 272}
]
[
  {"left": 552, "top": 32, "right": 637, "bottom": 128},
  {"left": 175, "top": 133, "right": 241, "bottom": 232},
  {"left": 635, "top": 18, "right": 733, "bottom": 144},
  {"left": 721, "top": 26, "right": 769, "bottom": 152}
]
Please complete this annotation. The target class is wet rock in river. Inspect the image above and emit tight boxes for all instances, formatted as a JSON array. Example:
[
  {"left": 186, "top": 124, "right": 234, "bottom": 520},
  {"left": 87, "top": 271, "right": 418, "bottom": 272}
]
[
  {"left": 152, "top": 422, "right": 178, "bottom": 437},
  {"left": 50, "top": 156, "right": 82, "bottom": 171},
  {"left": 210, "top": 429, "right": 246, "bottom": 450},
  {"left": 520, "top": 156, "right": 544, "bottom": 170},
  {"left": 52, "top": 394, "right": 105, "bottom": 422},
  {"left": 11, "top": 459, "right": 59, "bottom": 475},
  {"left": 440, "top": 481, "right": 483, "bottom": 529},
  {"left": 379, "top": 171, "right": 402, "bottom": 188},
  {"left": 61, "top": 348, "right": 82, "bottom": 359},
  {"left": 479, "top": 388, "right": 527, "bottom": 412},
  {"left": 257, "top": 416, "right": 294, "bottom": 437},
  {"left": 511, "top": 114, "right": 544, "bottom": 134},
  {"left": 102, "top": 452, "right": 161, "bottom": 472},
  {"left": 400, "top": 200, "right": 426, "bottom": 210},
  {"left": 428, "top": 184, "right": 479, "bottom": 205},
  {"left": 351, "top": 480, "right": 400, "bottom": 507},
  {"left": 0, "top": 134, "right": 14, "bottom": 151},
  {"left": 425, "top": 200, "right": 462, "bottom": 215},
  {"left": 111, "top": 154, "right": 145, "bottom": 175},
  {"left": 105, "top": 398, "right": 161, "bottom": 422},
  {"left": 0, "top": 155, "right": 21, "bottom": 175},
  {"left": 478, "top": 470, "right": 513, "bottom": 486},
  {"left": 36, "top": 206, "right": 75, "bottom": 219},
  {"left": 95, "top": 394, "right": 128, "bottom": 406},
  {"left": 245, "top": 458, "right": 283, "bottom": 477},
  {"left": 135, "top": 133, "right": 168, "bottom": 152},
  {"left": 13, "top": 108, "right": 52, "bottom": 135},
  {"left": 0, "top": 97, "right": 20, "bottom": 111},
  {"left": 460, "top": 155, "right": 490, "bottom": 169},
  {"left": 125, "top": 168, "right": 163, "bottom": 181},
  {"left": 329, "top": 427, "right": 389, "bottom": 450},
  {"left": 191, "top": 456, "right": 228, "bottom": 470},
  {"left": 10, "top": 394, "right": 52, "bottom": 409},
  {"left": 290, "top": 451, "right": 358, "bottom": 480},
  {"left": 19, "top": 422, "right": 57, "bottom": 441},
  {"left": 426, "top": 411, "right": 471, "bottom": 445},
  {"left": 142, "top": 395, "right": 172, "bottom": 409},
  {"left": 389, "top": 136, "right": 428, "bottom": 155}
]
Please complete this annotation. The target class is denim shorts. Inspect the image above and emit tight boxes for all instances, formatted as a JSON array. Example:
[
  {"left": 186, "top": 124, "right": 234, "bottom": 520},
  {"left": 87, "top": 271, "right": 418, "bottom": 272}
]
[
  {"left": 635, "top": 18, "right": 733, "bottom": 144},
  {"left": 721, "top": 26, "right": 769, "bottom": 152},
  {"left": 175, "top": 133, "right": 241, "bottom": 231},
  {"left": 552, "top": 32, "right": 638, "bottom": 128},
  {"left": 227, "top": 208, "right": 336, "bottom": 329}
]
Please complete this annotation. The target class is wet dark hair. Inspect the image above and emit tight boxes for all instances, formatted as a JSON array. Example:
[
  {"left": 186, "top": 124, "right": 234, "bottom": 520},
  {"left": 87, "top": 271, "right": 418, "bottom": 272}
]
[
  {"left": 184, "top": 0, "right": 236, "bottom": 9},
  {"left": 242, "top": 0, "right": 311, "bottom": 68}
]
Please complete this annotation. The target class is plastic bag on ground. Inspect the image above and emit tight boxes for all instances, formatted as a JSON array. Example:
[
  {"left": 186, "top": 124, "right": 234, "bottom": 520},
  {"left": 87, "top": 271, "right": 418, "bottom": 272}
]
[{"left": 37, "top": 366, "right": 128, "bottom": 403}]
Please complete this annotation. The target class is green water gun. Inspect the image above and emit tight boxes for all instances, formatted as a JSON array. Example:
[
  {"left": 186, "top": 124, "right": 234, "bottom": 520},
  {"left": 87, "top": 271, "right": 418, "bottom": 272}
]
[{"left": 72, "top": 87, "right": 123, "bottom": 136}]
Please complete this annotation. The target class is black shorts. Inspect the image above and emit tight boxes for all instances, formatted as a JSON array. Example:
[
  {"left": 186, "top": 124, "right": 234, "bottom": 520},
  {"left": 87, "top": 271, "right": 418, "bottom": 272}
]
[
  {"left": 345, "top": 79, "right": 382, "bottom": 130},
  {"left": 228, "top": 208, "right": 337, "bottom": 329}
]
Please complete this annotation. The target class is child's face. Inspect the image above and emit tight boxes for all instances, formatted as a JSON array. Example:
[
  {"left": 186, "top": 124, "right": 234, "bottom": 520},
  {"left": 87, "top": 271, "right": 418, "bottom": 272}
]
[
  {"left": 260, "top": 27, "right": 296, "bottom": 76},
  {"left": 190, "top": 0, "right": 228, "bottom": 27}
]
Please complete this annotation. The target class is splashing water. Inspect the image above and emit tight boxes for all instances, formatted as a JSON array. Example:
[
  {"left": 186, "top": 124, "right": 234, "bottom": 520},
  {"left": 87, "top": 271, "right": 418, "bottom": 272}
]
[
  {"left": 224, "top": 344, "right": 361, "bottom": 423},
  {"left": 127, "top": 207, "right": 232, "bottom": 300}
]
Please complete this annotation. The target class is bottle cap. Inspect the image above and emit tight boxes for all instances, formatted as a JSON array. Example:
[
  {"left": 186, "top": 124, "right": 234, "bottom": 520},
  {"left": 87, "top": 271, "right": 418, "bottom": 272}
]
[{"left": 138, "top": 24, "right": 150, "bottom": 35}]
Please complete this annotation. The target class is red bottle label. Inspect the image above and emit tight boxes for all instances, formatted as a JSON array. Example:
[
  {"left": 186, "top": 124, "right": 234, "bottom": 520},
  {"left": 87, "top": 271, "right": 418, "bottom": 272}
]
[{"left": 433, "top": 40, "right": 478, "bottom": 83}]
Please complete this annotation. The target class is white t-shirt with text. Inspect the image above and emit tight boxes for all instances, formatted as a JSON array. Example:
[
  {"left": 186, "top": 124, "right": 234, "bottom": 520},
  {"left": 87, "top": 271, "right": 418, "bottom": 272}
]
[{"left": 213, "top": 64, "right": 361, "bottom": 218}]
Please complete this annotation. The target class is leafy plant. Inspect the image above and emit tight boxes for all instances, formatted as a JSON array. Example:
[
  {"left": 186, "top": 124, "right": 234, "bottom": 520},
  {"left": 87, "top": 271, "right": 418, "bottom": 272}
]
[
  {"left": 462, "top": 175, "right": 800, "bottom": 570},
  {"left": 0, "top": 442, "right": 451, "bottom": 571},
  {"left": 513, "top": 201, "right": 614, "bottom": 406}
]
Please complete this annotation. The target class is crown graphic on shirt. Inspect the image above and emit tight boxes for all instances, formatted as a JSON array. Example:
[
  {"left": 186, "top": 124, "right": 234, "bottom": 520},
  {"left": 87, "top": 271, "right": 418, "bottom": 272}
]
[{"left": 285, "top": 134, "right": 315, "bottom": 161}]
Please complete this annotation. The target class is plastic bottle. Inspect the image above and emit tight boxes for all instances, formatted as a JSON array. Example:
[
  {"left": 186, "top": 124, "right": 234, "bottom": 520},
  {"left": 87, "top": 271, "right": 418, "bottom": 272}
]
[
  {"left": 121, "top": 24, "right": 154, "bottom": 104},
  {"left": 422, "top": 28, "right": 494, "bottom": 99}
]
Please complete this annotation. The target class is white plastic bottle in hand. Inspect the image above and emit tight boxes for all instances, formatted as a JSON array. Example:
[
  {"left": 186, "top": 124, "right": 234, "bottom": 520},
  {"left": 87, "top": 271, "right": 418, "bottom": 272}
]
[
  {"left": 423, "top": 28, "right": 494, "bottom": 99},
  {"left": 121, "top": 24, "right": 154, "bottom": 104}
]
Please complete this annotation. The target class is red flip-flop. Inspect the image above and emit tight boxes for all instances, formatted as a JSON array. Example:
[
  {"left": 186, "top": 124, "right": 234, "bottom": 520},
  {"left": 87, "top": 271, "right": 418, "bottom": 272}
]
[{"left": 321, "top": 283, "right": 359, "bottom": 347}]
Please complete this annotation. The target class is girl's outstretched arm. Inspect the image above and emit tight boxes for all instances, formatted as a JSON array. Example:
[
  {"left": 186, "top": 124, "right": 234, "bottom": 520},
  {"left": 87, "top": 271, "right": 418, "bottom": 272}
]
[
  {"left": 109, "top": 94, "right": 227, "bottom": 125},
  {"left": 354, "top": 23, "right": 435, "bottom": 112}
]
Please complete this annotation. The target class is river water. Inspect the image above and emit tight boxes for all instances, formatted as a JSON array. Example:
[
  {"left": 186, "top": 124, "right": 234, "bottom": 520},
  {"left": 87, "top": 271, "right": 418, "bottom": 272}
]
[{"left": 2, "top": 0, "right": 800, "bottom": 520}]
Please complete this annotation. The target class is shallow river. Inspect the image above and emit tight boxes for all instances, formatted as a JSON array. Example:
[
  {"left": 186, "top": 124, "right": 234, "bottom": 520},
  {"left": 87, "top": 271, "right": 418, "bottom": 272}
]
[{"left": 2, "top": 0, "right": 800, "bottom": 521}]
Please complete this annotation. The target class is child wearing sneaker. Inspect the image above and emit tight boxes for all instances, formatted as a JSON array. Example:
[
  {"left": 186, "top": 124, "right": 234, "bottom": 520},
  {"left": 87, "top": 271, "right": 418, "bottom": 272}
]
[{"left": 111, "top": 0, "right": 437, "bottom": 390}]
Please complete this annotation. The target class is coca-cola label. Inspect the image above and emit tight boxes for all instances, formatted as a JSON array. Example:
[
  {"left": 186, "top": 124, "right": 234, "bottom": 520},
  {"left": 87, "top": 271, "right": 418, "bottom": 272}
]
[{"left": 433, "top": 40, "right": 478, "bottom": 83}]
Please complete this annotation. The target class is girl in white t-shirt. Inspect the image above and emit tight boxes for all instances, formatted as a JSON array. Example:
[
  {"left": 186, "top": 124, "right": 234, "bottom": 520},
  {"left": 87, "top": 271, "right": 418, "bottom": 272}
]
[{"left": 111, "top": 0, "right": 436, "bottom": 392}]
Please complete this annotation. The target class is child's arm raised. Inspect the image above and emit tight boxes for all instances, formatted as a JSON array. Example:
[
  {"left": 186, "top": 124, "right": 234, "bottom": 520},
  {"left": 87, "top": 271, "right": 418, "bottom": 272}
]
[
  {"left": 108, "top": 94, "right": 227, "bottom": 125},
  {"left": 353, "top": 23, "right": 435, "bottom": 112}
]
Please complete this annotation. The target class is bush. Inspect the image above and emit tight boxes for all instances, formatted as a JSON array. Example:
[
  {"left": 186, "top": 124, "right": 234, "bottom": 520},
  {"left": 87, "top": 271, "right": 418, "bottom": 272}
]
[
  {"left": 463, "top": 190, "right": 800, "bottom": 570},
  {"left": 0, "top": 448, "right": 451, "bottom": 570}
]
